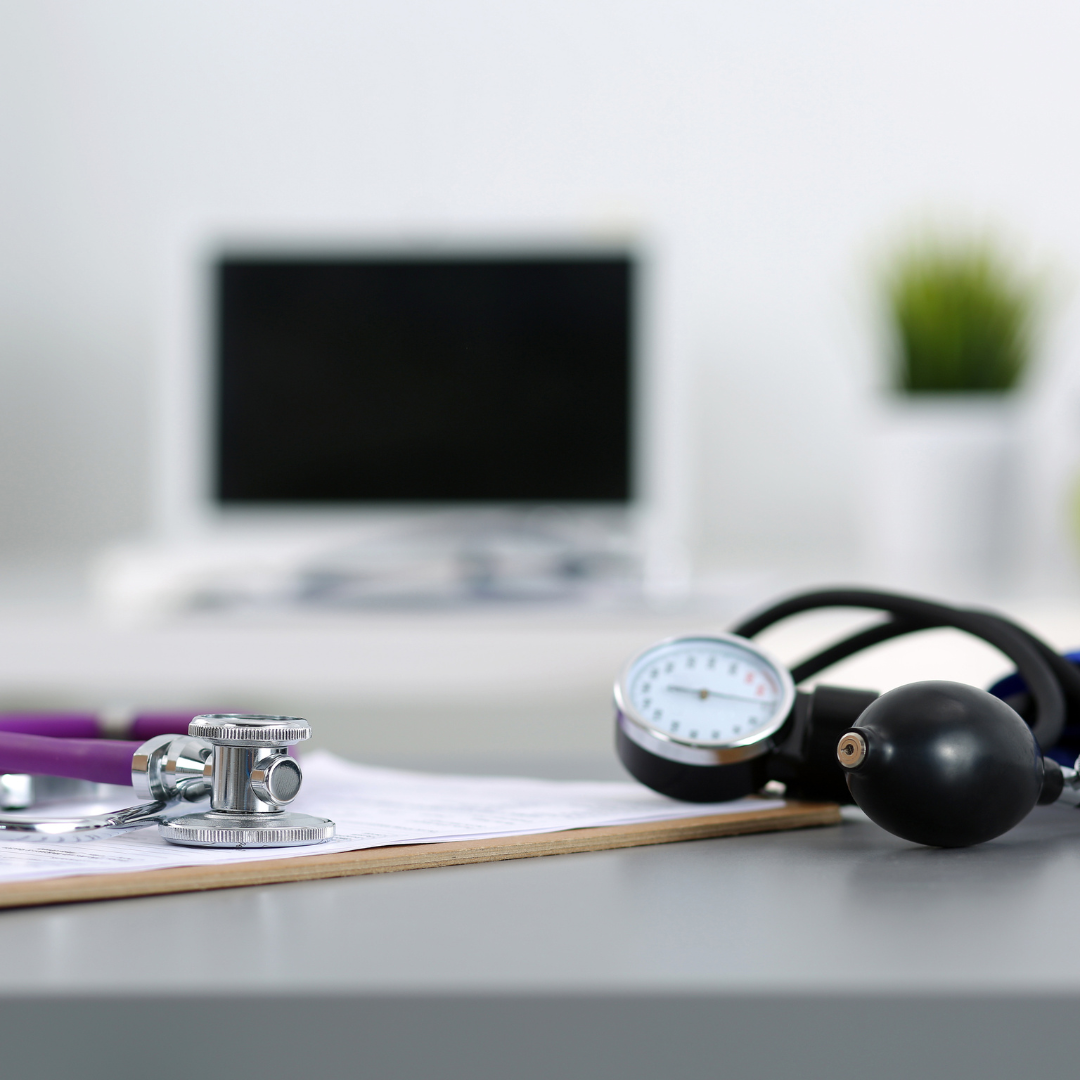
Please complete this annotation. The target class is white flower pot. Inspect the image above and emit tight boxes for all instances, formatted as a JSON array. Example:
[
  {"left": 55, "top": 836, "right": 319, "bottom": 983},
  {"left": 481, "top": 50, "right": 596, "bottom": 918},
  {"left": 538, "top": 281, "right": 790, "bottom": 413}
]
[{"left": 864, "top": 397, "right": 1019, "bottom": 595}]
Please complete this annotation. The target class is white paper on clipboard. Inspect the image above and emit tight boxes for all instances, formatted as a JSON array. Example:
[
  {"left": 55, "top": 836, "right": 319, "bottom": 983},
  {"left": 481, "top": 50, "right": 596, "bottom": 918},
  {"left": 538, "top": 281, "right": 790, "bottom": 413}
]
[{"left": 0, "top": 751, "right": 783, "bottom": 885}]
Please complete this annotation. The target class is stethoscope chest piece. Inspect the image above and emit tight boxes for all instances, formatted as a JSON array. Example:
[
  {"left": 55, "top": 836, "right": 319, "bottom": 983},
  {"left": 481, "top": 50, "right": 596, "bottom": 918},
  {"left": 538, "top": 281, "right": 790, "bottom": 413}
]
[{"left": 158, "top": 715, "right": 335, "bottom": 848}]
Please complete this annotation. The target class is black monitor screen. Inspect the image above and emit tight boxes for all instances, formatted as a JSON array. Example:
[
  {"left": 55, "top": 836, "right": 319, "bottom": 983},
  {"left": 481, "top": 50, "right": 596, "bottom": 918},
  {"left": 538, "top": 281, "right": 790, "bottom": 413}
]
[{"left": 214, "top": 254, "right": 633, "bottom": 504}]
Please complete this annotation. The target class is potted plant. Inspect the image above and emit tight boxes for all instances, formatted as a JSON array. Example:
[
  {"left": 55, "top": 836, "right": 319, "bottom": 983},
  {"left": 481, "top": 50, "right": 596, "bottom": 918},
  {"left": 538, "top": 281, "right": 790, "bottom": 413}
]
[{"left": 865, "top": 235, "right": 1044, "bottom": 594}]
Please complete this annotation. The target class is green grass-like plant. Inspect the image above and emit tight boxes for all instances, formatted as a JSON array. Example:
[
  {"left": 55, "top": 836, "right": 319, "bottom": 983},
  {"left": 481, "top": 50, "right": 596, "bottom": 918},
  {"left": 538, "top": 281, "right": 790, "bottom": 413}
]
[{"left": 885, "top": 238, "right": 1042, "bottom": 393}]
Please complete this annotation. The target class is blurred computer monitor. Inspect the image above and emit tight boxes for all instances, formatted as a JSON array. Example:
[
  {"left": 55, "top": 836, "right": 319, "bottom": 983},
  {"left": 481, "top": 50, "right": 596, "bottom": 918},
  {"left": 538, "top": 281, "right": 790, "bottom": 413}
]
[
  {"left": 214, "top": 253, "right": 634, "bottom": 507},
  {"left": 134, "top": 242, "right": 646, "bottom": 608}
]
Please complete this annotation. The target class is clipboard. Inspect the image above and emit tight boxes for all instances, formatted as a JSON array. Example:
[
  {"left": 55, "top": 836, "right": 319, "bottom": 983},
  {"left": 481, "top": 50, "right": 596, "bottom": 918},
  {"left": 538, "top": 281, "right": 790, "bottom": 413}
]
[{"left": 0, "top": 798, "right": 839, "bottom": 910}]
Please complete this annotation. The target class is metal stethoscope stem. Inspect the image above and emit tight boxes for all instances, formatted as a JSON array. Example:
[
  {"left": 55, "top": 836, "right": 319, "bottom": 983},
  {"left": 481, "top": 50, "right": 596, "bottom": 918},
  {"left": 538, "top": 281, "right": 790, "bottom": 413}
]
[{"left": 0, "top": 799, "right": 173, "bottom": 837}]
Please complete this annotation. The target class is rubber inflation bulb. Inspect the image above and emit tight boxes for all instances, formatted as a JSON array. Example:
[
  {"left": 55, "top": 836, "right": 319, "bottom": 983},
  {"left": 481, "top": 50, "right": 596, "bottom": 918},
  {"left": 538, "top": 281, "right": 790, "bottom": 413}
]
[{"left": 838, "top": 680, "right": 1044, "bottom": 848}]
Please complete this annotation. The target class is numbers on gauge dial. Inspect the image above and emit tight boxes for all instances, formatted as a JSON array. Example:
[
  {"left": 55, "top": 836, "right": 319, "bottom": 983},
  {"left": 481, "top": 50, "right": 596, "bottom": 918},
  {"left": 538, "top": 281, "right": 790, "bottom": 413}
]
[{"left": 628, "top": 642, "right": 783, "bottom": 746}]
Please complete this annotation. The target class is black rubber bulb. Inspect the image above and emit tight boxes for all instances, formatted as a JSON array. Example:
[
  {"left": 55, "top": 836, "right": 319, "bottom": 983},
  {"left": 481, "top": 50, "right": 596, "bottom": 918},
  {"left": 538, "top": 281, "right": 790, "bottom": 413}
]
[{"left": 839, "top": 680, "right": 1045, "bottom": 847}]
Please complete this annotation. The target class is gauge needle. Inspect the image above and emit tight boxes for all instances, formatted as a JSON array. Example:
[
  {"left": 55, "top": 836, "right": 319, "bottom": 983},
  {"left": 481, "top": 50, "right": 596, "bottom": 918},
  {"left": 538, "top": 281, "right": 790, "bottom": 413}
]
[{"left": 666, "top": 685, "right": 766, "bottom": 704}]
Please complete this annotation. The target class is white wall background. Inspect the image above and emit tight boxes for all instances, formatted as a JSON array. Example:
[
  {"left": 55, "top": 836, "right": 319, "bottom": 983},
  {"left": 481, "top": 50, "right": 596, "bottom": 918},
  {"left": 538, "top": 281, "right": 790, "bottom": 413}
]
[{"left": 3, "top": 0, "right": 1080, "bottom": 591}]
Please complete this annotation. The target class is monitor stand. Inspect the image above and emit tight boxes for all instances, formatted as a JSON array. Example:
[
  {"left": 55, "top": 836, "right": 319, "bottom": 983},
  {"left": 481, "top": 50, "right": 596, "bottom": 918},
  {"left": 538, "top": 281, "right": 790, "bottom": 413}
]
[{"left": 94, "top": 509, "right": 641, "bottom": 617}]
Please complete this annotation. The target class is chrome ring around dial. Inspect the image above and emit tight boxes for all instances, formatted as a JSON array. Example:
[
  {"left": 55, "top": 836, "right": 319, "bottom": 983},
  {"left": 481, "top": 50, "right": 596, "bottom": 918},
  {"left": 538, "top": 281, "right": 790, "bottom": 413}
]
[{"left": 614, "top": 633, "right": 796, "bottom": 767}]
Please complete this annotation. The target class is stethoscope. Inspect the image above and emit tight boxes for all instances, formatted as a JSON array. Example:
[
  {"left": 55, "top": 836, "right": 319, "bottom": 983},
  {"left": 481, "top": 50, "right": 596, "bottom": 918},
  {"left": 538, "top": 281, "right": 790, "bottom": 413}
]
[
  {"left": 0, "top": 713, "right": 335, "bottom": 847},
  {"left": 614, "top": 587, "right": 1080, "bottom": 847}
]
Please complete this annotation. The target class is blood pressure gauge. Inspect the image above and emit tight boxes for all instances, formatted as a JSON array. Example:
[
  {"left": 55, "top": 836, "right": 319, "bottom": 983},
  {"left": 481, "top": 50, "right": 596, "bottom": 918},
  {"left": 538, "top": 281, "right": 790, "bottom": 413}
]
[{"left": 614, "top": 634, "right": 796, "bottom": 803}]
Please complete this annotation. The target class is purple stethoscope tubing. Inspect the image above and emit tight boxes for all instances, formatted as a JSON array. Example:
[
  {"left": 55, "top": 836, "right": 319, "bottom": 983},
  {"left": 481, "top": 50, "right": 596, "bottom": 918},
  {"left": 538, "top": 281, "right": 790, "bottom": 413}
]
[
  {"left": 0, "top": 714, "right": 201, "bottom": 787},
  {"left": 0, "top": 732, "right": 139, "bottom": 786}
]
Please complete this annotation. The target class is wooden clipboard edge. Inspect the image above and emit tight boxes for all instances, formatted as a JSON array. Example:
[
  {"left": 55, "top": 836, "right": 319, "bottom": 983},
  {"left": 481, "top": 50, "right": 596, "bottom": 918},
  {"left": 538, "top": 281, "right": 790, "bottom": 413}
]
[{"left": 0, "top": 799, "right": 841, "bottom": 911}]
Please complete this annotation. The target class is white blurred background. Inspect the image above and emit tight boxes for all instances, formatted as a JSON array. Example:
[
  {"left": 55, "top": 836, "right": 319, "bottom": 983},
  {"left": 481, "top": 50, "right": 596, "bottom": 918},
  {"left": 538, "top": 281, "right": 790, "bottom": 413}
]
[{"left": 3, "top": 1, "right": 1080, "bottom": 768}]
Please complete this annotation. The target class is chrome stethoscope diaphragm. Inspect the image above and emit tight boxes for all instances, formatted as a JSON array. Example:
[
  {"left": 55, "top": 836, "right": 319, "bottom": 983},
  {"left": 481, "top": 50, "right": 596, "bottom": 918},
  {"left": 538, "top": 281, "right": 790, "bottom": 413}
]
[
  {"left": 157, "top": 714, "right": 334, "bottom": 848},
  {"left": 0, "top": 714, "right": 335, "bottom": 848}
]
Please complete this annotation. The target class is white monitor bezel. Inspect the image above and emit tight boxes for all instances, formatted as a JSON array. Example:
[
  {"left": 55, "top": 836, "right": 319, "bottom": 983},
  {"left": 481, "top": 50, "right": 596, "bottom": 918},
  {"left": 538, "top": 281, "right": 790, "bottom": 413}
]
[{"left": 154, "top": 220, "right": 688, "bottom": 589}]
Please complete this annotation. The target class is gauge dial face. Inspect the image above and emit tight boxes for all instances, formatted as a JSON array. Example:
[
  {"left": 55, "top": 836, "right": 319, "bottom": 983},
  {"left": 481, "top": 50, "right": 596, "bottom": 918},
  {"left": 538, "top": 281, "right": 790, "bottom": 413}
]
[{"left": 619, "top": 635, "right": 794, "bottom": 748}]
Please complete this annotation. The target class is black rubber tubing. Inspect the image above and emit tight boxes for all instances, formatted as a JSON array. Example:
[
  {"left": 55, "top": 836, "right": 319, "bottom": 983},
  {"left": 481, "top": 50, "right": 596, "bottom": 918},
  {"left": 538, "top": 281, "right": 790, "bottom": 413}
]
[
  {"left": 731, "top": 588, "right": 1068, "bottom": 748},
  {"left": 789, "top": 611, "right": 1080, "bottom": 722},
  {"left": 788, "top": 615, "right": 934, "bottom": 684}
]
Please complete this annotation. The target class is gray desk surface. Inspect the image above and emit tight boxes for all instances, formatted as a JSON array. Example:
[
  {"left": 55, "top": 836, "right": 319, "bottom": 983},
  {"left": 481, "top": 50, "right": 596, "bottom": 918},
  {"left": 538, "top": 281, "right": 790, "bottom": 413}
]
[
  {"left": 4, "top": 802, "right": 1080, "bottom": 995},
  {"left": 6, "top": 800, "right": 1080, "bottom": 1079},
  {"left": 5, "top": 600, "right": 1080, "bottom": 1076}
]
